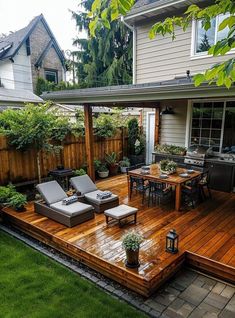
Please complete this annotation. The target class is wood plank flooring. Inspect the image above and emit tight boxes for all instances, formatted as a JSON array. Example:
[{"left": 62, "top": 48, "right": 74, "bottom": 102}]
[{"left": 1, "top": 175, "right": 235, "bottom": 296}]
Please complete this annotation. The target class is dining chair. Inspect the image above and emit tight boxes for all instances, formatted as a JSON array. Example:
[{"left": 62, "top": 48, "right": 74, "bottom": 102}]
[
  {"left": 147, "top": 180, "right": 172, "bottom": 207},
  {"left": 181, "top": 176, "right": 201, "bottom": 208},
  {"left": 198, "top": 169, "right": 212, "bottom": 200}
]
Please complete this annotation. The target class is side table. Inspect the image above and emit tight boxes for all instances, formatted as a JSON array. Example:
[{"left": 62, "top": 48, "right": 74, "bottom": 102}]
[{"left": 49, "top": 168, "right": 74, "bottom": 191}]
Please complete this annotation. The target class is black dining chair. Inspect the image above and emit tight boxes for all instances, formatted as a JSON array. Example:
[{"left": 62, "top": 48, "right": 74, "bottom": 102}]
[
  {"left": 198, "top": 169, "right": 212, "bottom": 200},
  {"left": 147, "top": 180, "right": 172, "bottom": 207},
  {"left": 181, "top": 176, "right": 201, "bottom": 208}
]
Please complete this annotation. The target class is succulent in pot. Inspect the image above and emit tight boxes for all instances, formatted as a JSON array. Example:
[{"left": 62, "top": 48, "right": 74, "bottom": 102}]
[
  {"left": 119, "top": 157, "right": 130, "bottom": 173},
  {"left": 98, "top": 164, "right": 109, "bottom": 178},
  {"left": 122, "top": 230, "right": 144, "bottom": 268}
]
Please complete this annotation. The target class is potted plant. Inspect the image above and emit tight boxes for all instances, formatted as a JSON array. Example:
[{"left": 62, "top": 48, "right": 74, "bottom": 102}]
[
  {"left": 0, "top": 185, "right": 17, "bottom": 207},
  {"left": 74, "top": 168, "right": 87, "bottom": 176},
  {"left": 119, "top": 157, "right": 130, "bottom": 173},
  {"left": 7, "top": 192, "right": 27, "bottom": 212},
  {"left": 105, "top": 152, "right": 119, "bottom": 175},
  {"left": 122, "top": 230, "right": 143, "bottom": 268},
  {"left": 97, "top": 164, "right": 109, "bottom": 178},
  {"left": 160, "top": 159, "right": 177, "bottom": 175}
]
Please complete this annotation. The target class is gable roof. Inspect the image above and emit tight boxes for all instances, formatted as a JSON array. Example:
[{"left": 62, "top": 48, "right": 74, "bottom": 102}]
[{"left": 0, "top": 14, "right": 65, "bottom": 66}]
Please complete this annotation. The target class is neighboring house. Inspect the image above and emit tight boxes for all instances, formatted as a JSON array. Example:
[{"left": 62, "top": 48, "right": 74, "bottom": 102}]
[
  {"left": 0, "top": 14, "right": 66, "bottom": 94},
  {"left": 124, "top": 0, "right": 235, "bottom": 160}
]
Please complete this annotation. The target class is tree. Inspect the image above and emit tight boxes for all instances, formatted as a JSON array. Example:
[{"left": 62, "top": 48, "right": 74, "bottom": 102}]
[
  {"left": 0, "top": 102, "right": 71, "bottom": 183},
  {"left": 70, "top": 0, "right": 133, "bottom": 87},
  {"left": 89, "top": 0, "right": 235, "bottom": 88},
  {"left": 198, "top": 34, "right": 211, "bottom": 53}
]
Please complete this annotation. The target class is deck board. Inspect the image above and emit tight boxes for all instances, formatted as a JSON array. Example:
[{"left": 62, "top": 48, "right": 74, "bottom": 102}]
[{"left": 1, "top": 174, "right": 235, "bottom": 296}]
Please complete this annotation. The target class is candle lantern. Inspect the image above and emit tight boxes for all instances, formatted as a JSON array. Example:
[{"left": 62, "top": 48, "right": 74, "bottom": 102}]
[{"left": 166, "top": 229, "right": 179, "bottom": 254}]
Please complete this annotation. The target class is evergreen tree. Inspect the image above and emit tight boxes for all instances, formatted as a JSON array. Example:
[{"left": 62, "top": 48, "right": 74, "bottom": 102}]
[
  {"left": 71, "top": 0, "right": 132, "bottom": 87},
  {"left": 198, "top": 34, "right": 211, "bottom": 53}
]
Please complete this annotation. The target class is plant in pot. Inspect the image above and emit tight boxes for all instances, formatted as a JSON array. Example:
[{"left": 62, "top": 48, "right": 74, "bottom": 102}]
[
  {"left": 160, "top": 159, "right": 177, "bottom": 175},
  {"left": 0, "top": 184, "right": 17, "bottom": 207},
  {"left": 105, "top": 152, "right": 119, "bottom": 176},
  {"left": 97, "top": 164, "right": 109, "bottom": 178},
  {"left": 7, "top": 192, "right": 27, "bottom": 212},
  {"left": 122, "top": 230, "right": 144, "bottom": 268},
  {"left": 119, "top": 157, "right": 130, "bottom": 173}
]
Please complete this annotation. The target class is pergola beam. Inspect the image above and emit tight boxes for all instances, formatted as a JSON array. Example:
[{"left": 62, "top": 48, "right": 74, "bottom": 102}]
[{"left": 84, "top": 105, "right": 95, "bottom": 181}]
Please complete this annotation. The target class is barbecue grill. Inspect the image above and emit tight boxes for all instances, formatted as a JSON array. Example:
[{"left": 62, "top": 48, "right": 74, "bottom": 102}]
[{"left": 184, "top": 145, "right": 209, "bottom": 167}]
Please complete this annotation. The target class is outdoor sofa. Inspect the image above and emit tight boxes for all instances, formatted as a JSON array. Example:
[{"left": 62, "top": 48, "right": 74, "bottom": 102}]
[
  {"left": 35, "top": 180, "right": 94, "bottom": 227},
  {"left": 70, "top": 174, "right": 119, "bottom": 213}
]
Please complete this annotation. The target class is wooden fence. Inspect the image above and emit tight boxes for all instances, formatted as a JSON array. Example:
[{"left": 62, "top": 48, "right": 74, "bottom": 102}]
[{"left": 0, "top": 128, "right": 128, "bottom": 185}]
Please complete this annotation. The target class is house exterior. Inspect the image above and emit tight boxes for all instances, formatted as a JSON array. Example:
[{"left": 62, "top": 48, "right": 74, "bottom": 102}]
[
  {"left": 0, "top": 14, "right": 66, "bottom": 94},
  {"left": 124, "top": 0, "right": 235, "bottom": 157}
]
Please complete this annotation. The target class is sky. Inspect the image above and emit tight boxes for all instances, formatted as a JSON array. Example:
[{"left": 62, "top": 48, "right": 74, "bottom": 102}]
[{"left": 0, "top": 0, "right": 81, "bottom": 52}]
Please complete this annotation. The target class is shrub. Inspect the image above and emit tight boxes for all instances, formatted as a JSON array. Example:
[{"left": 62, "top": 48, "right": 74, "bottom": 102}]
[
  {"left": 74, "top": 168, "right": 87, "bottom": 176},
  {"left": 122, "top": 230, "right": 144, "bottom": 251},
  {"left": 7, "top": 192, "right": 27, "bottom": 210},
  {"left": 0, "top": 185, "right": 16, "bottom": 204}
]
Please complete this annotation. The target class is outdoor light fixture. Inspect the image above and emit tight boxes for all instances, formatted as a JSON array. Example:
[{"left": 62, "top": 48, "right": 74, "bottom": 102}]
[
  {"left": 160, "top": 106, "right": 175, "bottom": 115},
  {"left": 166, "top": 229, "right": 179, "bottom": 254}
]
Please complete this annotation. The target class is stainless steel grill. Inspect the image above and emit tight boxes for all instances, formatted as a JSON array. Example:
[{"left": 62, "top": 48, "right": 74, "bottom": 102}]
[{"left": 184, "top": 145, "right": 208, "bottom": 167}]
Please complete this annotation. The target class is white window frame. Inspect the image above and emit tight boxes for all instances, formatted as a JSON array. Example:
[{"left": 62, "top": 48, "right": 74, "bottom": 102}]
[
  {"left": 44, "top": 69, "right": 58, "bottom": 84},
  {"left": 187, "top": 98, "right": 235, "bottom": 154},
  {"left": 190, "top": 15, "right": 234, "bottom": 60}
]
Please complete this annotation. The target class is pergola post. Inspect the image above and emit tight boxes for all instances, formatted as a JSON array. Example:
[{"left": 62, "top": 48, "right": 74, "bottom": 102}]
[
  {"left": 154, "top": 107, "right": 160, "bottom": 146},
  {"left": 84, "top": 104, "right": 95, "bottom": 181}
]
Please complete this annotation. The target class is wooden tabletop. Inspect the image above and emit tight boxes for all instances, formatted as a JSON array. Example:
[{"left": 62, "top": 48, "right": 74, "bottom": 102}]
[{"left": 127, "top": 167, "right": 202, "bottom": 185}]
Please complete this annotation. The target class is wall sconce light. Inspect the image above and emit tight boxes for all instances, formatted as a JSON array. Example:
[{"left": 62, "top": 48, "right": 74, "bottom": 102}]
[
  {"left": 160, "top": 106, "right": 175, "bottom": 115},
  {"left": 166, "top": 229, "right": 179, "bottom": 254}
]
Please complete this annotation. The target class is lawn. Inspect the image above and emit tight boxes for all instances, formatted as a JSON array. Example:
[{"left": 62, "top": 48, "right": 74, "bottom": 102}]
[{"left": 0, "top": 230, "right": 146, "bottom": 318}]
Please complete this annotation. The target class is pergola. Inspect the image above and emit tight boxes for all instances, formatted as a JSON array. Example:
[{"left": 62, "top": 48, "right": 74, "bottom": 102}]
[{"left": 42, "top": 80, "right": 235, "bottom": 180}]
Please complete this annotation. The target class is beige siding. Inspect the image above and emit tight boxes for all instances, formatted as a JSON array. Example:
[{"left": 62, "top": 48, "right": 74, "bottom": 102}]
[
  {"left": 136, "top": 22, "right": 235, "bottom": 84},
  {"left": 160, "top": 100, "right": 187, "bottom": 147}
]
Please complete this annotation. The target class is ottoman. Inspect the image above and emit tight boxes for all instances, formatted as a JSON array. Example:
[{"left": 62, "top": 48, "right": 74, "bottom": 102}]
[{"left": 104, "top": 204, "right": 138, "bottom": 227}]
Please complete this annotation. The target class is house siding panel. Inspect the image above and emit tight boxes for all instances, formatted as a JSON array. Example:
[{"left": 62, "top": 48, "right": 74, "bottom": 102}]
[
  {"left": 136, "top": 22, "right": 235, "bottom": 84},
  {"left": 160, "top": 100, "right": 187, "bottom": 147},
  {"left": 13, "top": 45, "right": 33, "bottom": 91},
  {"left": 0, "top": 60, "right": 14, "bottom": 89}
]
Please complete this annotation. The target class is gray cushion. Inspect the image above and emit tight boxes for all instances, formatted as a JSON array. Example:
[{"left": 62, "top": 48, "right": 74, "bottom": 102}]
[
  {"left": 104, "top": 204, "right": 138, "bottom": 219},
  {"left": 84, "top": 190, "right": 118, "bottom": 204},
  {"left": 50, "top": 201, "right": 93, "bottom": 216},
  {"left": 70, "top": 175, "right": 97, "bottom": 195},
  {"left": 36, "top": 181, "right": 67, "bottom": 205}
]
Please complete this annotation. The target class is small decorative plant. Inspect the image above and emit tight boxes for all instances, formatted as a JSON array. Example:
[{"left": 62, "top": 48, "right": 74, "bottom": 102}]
[
  {"left": 74, "top": 168, "right": 87, "bottom": 176},
  {"left": 122, "top": 230, "right": 144, "bottom": 268},
  {"left": 97, "top": 164, "right": 109, "bottom": 178},
  {"left": 119, "top": 157, "right": 130, "bottom": 173},
  {"left": 0, "top": 184, "right": 17, "bottom": 204},
  {"left": 105, "top": 152, "right": 119, "bottom": 175},
  {"left": 7, "top": 192, "right": 27, "bottom": 211},
  {"left": 122, "top": 230, "right": 144, "bottom": 251},
  {"left": 160, "top": 159, "right": 177, "bottom": 174}
]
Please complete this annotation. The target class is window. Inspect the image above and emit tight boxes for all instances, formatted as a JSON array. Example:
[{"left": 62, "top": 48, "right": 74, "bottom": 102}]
[
  {"left": 44, "top": 70, "right": 58, "bottom": 83},
  {"left": 194, "top": 14, "right": 229, "bottom": 55},
  {"left": 190, "top": 101, "right": 235, "bottom": 154}
]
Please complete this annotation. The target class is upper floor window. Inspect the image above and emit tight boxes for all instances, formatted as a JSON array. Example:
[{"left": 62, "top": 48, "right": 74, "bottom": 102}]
[
  {"left": 193, "top": 14, "right": 229, "bottom": 55},
  {"left": 44, "top": 69, "right": 58, "bottom": 83}
]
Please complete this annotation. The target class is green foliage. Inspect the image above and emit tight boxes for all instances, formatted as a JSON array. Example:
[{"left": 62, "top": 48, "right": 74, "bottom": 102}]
[
  {"left": 122, "top": 230, "right": 144, "bottom": 251},
  {"left": 35, "top": 77, "right": 83, "bottom": 95},
  {"left": 98, "top": 164, "right": 109, "bottom": 172},
  {"left": 95, "top": 114, "right": 117, "bottom": 137},
  {"left": 155, "top": 144, "right": 186, "bottom": 155},
  {"left": 0, "top": 184, "right": 16, "bottom": 203},
  {"left": 94, "top": 159, "right": 102, "bottom": 171},
  {"left": 71, "top": 0, "right": 132, "bottom": 87},
  {"left": 128, "top": 118, "right": 145, "bottom": 156},
  {"left": 119, "top": 156, "right": 130, "bottom": 167},
  {"left": 160, "top": 159, "right": 177, "bottom": 173},
  {"left": 0, "top": 102, "right": 70, "bottom": 152},
  {"left": 7, "top": 192, "right": 27, "bottom": 210},
  {"left": 105, "top": 152, "right": 117, "bottom": 165},
  {"left": 74, "top": 168, "right": 87, "bottom": 176}
]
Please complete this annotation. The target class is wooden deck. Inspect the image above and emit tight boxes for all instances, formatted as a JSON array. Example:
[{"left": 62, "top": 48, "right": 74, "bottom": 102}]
[{"left": 2, "top": 175, "right": 235, "bottom": 297}]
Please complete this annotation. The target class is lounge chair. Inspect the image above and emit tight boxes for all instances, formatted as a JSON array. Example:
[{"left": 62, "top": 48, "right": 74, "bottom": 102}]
[
  {"left": 35, "top": 180, "right": 94, "bottom": 227},
  {"left": 70, "top": 174, "right": 119, "bottom": 213}
]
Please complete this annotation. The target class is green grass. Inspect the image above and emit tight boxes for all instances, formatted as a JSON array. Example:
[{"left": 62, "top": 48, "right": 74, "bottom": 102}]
[{"left": 0, "top": 230, "right": 146, "bottom": 318}]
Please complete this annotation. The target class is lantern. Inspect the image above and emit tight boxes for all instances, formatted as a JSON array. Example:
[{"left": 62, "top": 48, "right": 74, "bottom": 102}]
[{"left": 166, "top": 229, "right": 179, "bottom": 254}]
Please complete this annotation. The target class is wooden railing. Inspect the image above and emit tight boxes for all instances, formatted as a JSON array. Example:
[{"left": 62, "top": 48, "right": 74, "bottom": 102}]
[{"left": 0, "top": 128, "right": 128, "bottom": 185}]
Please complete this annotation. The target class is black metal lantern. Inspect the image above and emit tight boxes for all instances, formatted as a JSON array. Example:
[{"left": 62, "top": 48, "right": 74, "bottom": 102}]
[{"left": 166, "top": 229, "right": 179, "bottom": 254}]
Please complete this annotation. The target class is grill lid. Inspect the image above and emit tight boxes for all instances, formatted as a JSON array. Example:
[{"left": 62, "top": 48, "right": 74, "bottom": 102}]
[{"left": 186, "top": 145, "right": 209, "bottom": 159}]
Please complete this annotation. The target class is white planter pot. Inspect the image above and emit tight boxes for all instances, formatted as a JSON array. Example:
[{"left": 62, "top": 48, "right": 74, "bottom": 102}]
[
  {"left": 120, "top": 166, "right": 128, "bottom": 173},
  {"left": 98, "top": 170, "right": 109, "bottom": 178}
]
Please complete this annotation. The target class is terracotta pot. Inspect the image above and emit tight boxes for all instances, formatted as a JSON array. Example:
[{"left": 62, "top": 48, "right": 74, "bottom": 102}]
[{"left": 125, "top": 249, "right": 140, "bottom": 268}]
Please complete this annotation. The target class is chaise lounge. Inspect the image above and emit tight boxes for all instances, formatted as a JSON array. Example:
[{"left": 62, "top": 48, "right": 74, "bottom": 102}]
[
  {"left": 35, "top": 180, "right": 94, "bottom": 227},
  {"left": 70, "top": 174, "right": 119, "bottom": 213}
]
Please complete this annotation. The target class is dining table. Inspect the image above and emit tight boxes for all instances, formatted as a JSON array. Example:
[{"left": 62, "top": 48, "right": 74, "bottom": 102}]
[{"left": 127, "top": 167, "right": 203, "bottom": 211}]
